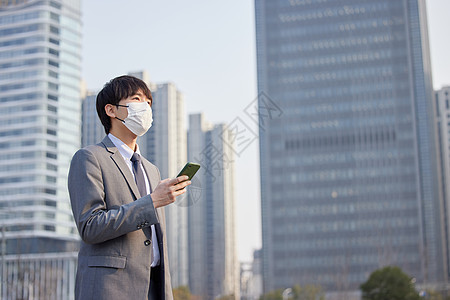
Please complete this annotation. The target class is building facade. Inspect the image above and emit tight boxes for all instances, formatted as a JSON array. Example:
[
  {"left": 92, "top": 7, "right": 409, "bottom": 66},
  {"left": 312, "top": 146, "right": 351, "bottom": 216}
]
[
  {"left": 187, "top": 113, "right": 239, "bottom": 299},
  {"left": 255, "top": 0, "right": 446, "bottom": 293},
  {"left": 81, "top": 92, "right": 104, "bottom": 147},
  {"left": 435, "top": 86, "right": 450, "bottom": 284},
  {"left": 0, "top": 0, "right": 82, "bottom": 298},
  {"left": 143, "top": 80, "right": 189, "bottom": 288},
  {"left": 240, "top": 249, "right": 263, "bottom": 300}
]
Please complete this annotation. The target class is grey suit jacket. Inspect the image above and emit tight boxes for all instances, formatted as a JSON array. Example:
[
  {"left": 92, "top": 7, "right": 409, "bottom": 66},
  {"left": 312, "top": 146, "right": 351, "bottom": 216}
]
[{"left": 68, "top": 136, "right": 173, "bottom": 300}]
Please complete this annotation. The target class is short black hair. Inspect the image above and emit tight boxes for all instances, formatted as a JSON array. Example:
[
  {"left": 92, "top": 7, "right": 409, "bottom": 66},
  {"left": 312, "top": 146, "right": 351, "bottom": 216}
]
[{"left": 96, "top": 75, "right": 152, "bottom": 134}]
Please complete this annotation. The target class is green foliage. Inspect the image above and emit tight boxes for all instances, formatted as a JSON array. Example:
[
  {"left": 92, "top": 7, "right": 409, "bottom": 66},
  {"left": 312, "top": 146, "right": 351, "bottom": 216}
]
[
  {"left": 259, "top": 288, "right": 283, "bottom": 300},
  {"left": 173, "top": 286, "right": 192, "bottom": 300},
  {"left": 360, "top": 266, "right": 420, "bottom": 300}
]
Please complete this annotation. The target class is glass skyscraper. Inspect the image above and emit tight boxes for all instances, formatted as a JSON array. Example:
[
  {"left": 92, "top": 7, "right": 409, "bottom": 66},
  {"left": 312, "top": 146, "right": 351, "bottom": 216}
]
[
  {"left": 255, "top": 0, "right": 446, "bottom": 293},
  {"left": 188, "top": 113, "right": 239, "bottom": 299},
  {"left": 0, "top": 0, "right": 81, "bottom": 297},
  {"left": 435, "top": 86, "right": 450, "bottom": 279},
  {"left": 81, "top": 92, "right": 104, "bottom": 148},
  {"left": 144, "top": 80, "right": 189, "bottom": 288}
]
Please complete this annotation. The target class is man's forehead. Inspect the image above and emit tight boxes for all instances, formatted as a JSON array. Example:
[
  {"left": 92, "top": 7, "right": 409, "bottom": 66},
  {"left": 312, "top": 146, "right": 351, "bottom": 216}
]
[
  {"left": 127, "top": 90, "right": 145, "bottom": 98},
  {"left": 124, "top": 90, "right": 152, "bottom": 102}
]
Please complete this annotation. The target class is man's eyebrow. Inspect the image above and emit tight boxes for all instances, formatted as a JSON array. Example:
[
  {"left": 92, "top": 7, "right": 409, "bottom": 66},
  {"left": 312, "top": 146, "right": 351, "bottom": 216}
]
[
  {"left": 132, "top": 92, "right": 144, "bottom": 97},
  {"left": 135, "top": 91, "right": 152, "bottom": 101}
]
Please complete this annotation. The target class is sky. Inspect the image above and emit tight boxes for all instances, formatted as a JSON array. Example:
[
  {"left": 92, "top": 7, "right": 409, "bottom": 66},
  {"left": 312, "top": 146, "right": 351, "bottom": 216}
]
[{"left": 81, "top": 0, "right": 450, "bottom": 262}]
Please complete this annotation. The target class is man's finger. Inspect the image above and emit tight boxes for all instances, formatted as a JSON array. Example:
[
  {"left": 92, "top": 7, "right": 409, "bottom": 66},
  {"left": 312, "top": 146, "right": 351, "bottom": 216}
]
[
  {"left": 174, "top": 188, "right": 187, "bottom": 197},
  {"left": 172, "top": 176, "right": 188, "bottom": 185},
  {"left": 178, "top": 175, "right": 189, "bottom": 181},
  {"left": 177, "top": 180, "right": 191, "bottom": 188},
  {"left": 174, "top": 180, "right": 191, "bottom": 192}
]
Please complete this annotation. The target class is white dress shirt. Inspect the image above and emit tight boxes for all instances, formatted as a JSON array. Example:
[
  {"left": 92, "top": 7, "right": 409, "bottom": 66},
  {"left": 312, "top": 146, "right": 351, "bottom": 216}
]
[{"left": 108, "top": 133, "right": 160, "bottom": 267}]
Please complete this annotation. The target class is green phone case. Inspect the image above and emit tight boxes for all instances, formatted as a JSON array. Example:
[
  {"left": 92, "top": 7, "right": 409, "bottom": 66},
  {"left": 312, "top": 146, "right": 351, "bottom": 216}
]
[{"left": 177, "top": 162, "right": 201, "bottom": 180}]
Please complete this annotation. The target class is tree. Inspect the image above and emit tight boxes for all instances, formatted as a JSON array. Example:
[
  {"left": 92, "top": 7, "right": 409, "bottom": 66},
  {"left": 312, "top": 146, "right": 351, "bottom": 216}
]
[{"left": 360, "top": 266, "right": 420, "bottom": 300}]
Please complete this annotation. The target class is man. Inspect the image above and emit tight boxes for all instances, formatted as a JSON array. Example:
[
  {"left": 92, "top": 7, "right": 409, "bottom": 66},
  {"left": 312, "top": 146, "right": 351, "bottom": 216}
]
[{"left": 68, "top": 75, "right": 190, "bottom": 300}]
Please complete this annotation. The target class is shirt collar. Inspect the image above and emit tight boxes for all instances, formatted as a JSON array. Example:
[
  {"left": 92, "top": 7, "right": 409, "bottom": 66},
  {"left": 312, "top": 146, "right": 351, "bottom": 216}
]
[{"left": 108, "top": 133, "right": 141, "bottom": 161}]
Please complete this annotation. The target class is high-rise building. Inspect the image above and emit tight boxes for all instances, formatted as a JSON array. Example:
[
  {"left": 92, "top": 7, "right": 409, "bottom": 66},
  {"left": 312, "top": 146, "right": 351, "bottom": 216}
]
[
  {"left": 187, "top": 113, "right": 239, "bottom": 299},
  {"left": 0, "top": 0, "right": 82, "bottom": 297},
  {"left": 255, "top": 0, "right": 446, "bottom": 293},
  {"left": 435, "top": 86, "right": 450, "bottom": 276},
  {"left": 81, "top": 92, "right": 104, "bottom": 147},
  {"left": 143, "top": 80, "right": 189, "bottom": 288},
  {"left": 240, "top": 249, "right": 263, "bottom": 300}
]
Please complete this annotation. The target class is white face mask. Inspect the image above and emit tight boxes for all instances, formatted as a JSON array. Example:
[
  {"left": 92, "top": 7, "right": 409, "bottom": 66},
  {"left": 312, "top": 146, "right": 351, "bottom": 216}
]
[{"left": 116, "top": 102, "right": 153, "bottom": 136}]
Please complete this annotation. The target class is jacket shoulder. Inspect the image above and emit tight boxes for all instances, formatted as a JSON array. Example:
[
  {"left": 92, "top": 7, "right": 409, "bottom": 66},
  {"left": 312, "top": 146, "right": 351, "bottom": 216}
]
[
  {"left": 70, "top": 142, "right": 109, "bottom": 164},
  {"left": 85, "top": 142, "right": 107, "bottom": 154}
]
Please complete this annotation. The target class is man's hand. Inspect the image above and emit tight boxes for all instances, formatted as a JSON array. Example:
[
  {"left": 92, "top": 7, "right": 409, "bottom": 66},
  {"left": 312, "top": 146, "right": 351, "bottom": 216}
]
[{"left": 150, "top": 175, "right": 191, "bottom": 208}]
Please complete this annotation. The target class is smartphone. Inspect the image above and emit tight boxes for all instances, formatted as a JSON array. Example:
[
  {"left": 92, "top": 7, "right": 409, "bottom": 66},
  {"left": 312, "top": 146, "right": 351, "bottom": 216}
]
[{"left": 177, "top": 162, "right": 201, "bottom": 181}]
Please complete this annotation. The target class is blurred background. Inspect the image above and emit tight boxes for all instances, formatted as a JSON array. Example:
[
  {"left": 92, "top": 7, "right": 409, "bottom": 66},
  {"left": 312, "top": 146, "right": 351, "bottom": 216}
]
[{"left": 0, "top": 0, "right": 449, "bottom": 299}]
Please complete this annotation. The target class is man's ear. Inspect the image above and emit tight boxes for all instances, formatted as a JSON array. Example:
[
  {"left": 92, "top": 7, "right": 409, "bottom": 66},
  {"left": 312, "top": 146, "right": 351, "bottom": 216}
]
[{"left": 105, "top": 104, "right": 116, "bottom": 118}]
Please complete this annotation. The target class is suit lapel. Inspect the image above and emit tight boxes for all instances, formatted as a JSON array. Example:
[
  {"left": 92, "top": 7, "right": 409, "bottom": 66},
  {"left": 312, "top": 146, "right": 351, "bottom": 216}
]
[
  {"left": 101, "top": 136, "right": 155, "bottom": 243},
  {"left": 101, "top": 136, "right": 141, "bottom": 200},
  {"left": 141, "top": 159, "right": 158, "bottom": 194}
]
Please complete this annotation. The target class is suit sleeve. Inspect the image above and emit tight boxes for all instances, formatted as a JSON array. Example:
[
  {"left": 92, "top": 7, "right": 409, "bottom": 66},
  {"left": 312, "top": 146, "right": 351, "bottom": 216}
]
[{"left": 68, "top": 148, "right": 159, "bottom": 244}]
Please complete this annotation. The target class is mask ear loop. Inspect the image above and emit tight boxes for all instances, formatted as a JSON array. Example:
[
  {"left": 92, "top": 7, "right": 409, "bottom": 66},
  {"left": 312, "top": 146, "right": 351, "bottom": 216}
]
[{"left": 115, "top": 104, "right": 128, "bottom": 122}]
